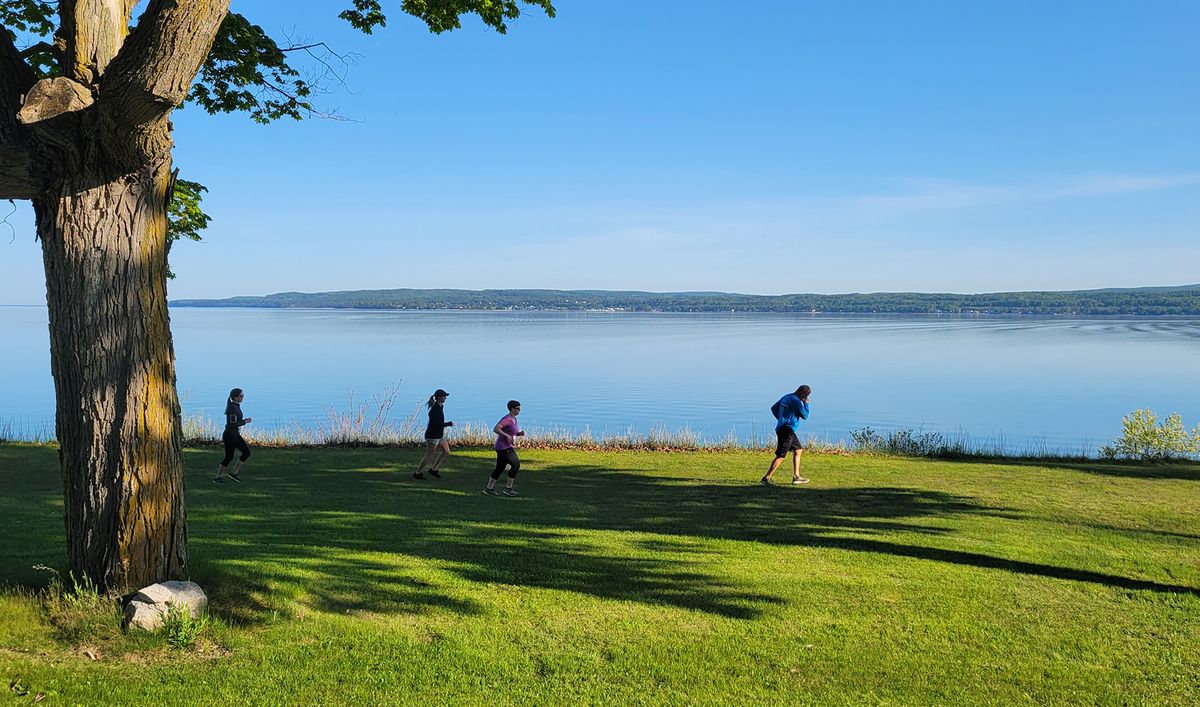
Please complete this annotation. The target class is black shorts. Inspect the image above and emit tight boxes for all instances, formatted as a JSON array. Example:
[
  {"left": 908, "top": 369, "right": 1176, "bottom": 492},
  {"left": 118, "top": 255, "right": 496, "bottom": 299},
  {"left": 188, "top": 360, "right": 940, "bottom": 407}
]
[{"left": 774, "top": 427, "right": 803, "bottom": 458}]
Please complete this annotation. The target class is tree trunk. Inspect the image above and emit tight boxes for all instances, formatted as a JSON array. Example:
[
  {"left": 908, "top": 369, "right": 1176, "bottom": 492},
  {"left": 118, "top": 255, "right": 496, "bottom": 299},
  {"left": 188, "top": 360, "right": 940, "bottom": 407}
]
[{"left": 37, "top": 156, "right": 187, "bottom": 593}]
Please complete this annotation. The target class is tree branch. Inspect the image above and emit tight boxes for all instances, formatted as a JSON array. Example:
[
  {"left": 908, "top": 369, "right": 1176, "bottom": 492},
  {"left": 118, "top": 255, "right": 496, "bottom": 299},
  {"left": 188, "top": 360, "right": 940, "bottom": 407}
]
[
  {"left": 19, "top": 41, "right": 57, "bottom": 60},
  {"left": 0, "top": 142, "right": 45, "bottom": 199},
  {"left": 1, "top": 25, "right": 39, "bottom": 142},
  {"left": 99, "top": 0, "right": 230, "bottom": 128},
  {"left": 58, "top": 0, "right": 140, "bottom": 85}
]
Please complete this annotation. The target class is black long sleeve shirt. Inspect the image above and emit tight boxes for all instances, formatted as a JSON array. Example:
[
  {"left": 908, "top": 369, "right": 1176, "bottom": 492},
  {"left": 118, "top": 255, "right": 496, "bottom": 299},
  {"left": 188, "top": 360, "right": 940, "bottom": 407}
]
[
  {"left": 225, "top": 400, "right": 247, "bottom": 434},
  {"left": 425, "top": 405, "right": 446, "bottom": 439}
]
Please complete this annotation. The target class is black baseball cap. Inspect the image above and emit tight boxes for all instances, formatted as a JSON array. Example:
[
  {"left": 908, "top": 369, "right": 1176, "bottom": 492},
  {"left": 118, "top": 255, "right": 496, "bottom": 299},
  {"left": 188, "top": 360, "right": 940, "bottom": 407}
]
[{"left": 434, "top": 389, "right": 449, "bottom": 397}]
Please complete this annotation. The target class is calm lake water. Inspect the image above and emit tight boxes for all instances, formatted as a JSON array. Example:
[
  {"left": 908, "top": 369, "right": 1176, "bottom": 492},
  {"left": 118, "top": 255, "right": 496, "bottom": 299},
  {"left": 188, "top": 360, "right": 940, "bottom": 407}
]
[{"left": 2, "top": 306, "right": 1198, "bottom": 453}]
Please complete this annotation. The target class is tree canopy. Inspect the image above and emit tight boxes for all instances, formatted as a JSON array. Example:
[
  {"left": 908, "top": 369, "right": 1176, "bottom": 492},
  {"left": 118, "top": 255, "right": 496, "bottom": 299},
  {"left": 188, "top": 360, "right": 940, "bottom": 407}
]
[{"left": 3, "top": 0, "right": 556, "bottom": 254}]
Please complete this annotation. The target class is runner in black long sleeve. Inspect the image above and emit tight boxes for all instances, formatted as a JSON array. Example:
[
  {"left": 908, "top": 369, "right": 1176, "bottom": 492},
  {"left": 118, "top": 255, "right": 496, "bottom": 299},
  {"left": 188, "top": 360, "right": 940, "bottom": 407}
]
[
  {"left": 214, "top": 388, "right": 252, "bottom": 483},
  {"left": 414, "top": 389, "right": 454, "bottom": 479}
]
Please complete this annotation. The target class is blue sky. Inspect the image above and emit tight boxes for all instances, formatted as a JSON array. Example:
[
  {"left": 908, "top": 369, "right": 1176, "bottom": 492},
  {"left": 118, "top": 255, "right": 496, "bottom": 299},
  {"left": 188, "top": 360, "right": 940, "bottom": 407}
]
[{"left": 2, "top": 0, "right": 1198, "bottom": 303}]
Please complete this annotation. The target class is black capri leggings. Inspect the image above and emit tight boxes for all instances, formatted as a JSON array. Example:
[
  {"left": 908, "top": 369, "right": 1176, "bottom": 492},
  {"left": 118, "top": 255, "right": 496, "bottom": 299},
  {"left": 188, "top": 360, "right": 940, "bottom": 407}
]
[
  {"left": 221, "top": 431, "right": 251, "bottom": 466},
  {"left": 491, "top": 448, "right": 520, "bottom": 479}
]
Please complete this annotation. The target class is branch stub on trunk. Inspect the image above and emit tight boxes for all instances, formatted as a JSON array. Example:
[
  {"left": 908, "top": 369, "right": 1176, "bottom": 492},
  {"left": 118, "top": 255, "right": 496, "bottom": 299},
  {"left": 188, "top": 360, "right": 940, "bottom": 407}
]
[{"left": 18, "top": 77, "right": 95, "bottom": 125}]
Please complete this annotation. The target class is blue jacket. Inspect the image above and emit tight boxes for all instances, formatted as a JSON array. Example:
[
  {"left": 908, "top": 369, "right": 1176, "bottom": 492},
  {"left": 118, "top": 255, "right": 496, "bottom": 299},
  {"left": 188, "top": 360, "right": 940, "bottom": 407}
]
[{"left": 771, "top": 393, "right": 810, "bottom": 431}]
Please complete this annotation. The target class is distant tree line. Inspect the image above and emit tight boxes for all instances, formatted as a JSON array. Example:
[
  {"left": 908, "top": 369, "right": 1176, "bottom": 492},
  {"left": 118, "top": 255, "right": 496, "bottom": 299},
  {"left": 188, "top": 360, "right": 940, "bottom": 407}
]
[{"left": 170, "top": 285, "right": 1200, "bottom": 316}]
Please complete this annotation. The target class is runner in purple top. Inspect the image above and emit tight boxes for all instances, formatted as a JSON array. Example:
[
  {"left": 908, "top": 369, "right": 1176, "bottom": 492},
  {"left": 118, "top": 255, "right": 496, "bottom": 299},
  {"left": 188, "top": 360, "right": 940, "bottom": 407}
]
[{"left": 485, "top": 400, "right": 524, "bottom": 496}]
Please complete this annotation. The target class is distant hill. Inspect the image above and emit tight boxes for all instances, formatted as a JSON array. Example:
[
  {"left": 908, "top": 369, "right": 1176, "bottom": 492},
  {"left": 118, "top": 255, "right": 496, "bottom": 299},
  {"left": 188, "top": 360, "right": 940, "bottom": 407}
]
[{"left": 170, "top": 285, "right": 1200, "bottom": 315}]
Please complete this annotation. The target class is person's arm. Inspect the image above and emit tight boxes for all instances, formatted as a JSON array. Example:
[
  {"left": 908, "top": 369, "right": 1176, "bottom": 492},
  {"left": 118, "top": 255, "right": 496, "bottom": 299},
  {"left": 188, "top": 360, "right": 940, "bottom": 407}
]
[
  {"left": 797, "top": 400, "right": 809, "bottom": 420},
  {"left": 493, "top": 420, "right": 513, "bottom": 442},
  {"left": 770, "top": 400, "right": 781, "bottom": 420}
]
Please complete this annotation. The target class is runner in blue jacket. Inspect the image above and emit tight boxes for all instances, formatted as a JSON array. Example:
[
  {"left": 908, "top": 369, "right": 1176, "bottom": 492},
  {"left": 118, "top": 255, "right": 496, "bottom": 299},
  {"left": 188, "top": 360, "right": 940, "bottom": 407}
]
[{"left": 762, "top": 384, "right": 811, "bottom": 485}]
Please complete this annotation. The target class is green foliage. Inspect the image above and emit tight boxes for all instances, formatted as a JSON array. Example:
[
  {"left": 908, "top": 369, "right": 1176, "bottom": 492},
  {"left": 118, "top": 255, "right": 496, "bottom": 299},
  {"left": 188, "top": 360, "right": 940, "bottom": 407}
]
[
  {"left": 189, "top": 13, "right": 313, "bottom": 124},
  {"left": 338, "top": 0, "right": 389, "bottom": 34},
  {"left": 340, "top": 1, "right": 557, "bottom": 35},
  {"left": 165, "top": 177, "right": 210, "bottom": 278},
  {"left": 162, "top": 602, "right": 209, "bottom": 650},
  {"left": 398, "top": 0, "right": 556, "bottom": 34},
  {"left": 0, "top": 1, "right": 55, "bottom": 37},
  {"left": 168, "top": 178, "right": 210, "bottom": 244},
  {"left": 1101, "top": 409, "right": 1200, "bottom": 461},
  {"left": 1, "top": 1, "right": 57, "bottom": 77}
]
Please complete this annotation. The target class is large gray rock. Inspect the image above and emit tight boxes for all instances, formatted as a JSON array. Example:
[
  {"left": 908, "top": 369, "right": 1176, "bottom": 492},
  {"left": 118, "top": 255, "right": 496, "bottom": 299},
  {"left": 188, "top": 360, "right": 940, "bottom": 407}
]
[{"left": 124, "top": 580, "right": 208, "bottom": 631}]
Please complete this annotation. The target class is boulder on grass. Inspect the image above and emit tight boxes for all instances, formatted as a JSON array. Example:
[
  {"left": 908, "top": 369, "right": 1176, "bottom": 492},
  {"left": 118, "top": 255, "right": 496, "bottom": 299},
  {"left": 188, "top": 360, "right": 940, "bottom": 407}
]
[{"left": 123, "top": 580, "right": 207, "bottom": 631}]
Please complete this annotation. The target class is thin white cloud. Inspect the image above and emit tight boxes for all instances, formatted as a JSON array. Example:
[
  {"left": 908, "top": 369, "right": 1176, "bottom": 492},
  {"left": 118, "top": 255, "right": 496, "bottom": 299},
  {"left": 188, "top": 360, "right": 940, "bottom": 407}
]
[
  {"left": 1042, "top": 173, "right": 1200, "bottom": 199},
  {"left": 840, "top": 172, "right": 1200, "bottom": 217}
]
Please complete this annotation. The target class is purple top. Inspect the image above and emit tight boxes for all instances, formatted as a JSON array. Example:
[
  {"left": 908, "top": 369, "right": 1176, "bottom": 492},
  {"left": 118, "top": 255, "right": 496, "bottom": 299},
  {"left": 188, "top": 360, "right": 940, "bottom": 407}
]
[{"left": 494, "top": 414, "right": 521, "bottom": 451}]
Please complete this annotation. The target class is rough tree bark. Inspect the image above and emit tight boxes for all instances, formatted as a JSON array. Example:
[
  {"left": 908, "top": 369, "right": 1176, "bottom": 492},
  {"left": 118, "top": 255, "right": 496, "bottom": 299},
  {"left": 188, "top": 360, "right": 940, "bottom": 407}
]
[
  {"left": 1, "top": 0, "right": 230, "bottom": 592},
  {"left": 36, "top": 151, "right": 187, "bottom": 592}
]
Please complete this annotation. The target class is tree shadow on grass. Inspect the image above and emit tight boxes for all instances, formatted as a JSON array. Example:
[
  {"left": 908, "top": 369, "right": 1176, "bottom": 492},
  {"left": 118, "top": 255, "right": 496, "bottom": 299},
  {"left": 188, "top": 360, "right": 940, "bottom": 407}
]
[
  {"left": 6, "top": 446, "right": 1196, "bottom": 630},
  {"left": 172, "top": 450, "right": 1038, "bottom": 624}
]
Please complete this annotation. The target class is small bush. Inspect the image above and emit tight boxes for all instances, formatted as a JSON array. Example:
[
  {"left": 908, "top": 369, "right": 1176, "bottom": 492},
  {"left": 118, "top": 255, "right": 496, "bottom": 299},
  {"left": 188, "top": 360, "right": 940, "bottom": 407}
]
[
  {"left": 162, "top": 602, "right": 209, "bottom": 650},
  {"left": 1100, "top": 409, "right": 1200, "bottom": 461}
]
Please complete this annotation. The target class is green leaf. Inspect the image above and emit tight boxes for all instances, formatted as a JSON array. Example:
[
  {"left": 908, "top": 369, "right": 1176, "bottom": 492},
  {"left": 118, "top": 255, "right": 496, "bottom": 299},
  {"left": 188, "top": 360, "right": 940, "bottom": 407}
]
[
  {"left": 0, "top": 1, "right": 56, "bottom": 37},
  {"left": 188, "top": 13, "right": 312, "bottom": 124},
  {"left": 167, "top": 178, "right": 211, "bottom": 279}
]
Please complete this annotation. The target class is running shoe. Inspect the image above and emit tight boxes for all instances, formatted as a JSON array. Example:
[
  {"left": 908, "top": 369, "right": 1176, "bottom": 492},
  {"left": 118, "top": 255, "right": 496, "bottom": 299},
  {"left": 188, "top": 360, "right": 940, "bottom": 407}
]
[
  {"left": 212, "top": 477, "right": 225, "bottom": 484},
  {"left": 760, "top": 477, "right": 772, "bottom": 485},
  {"left": 791, "top": 477, "right": 809, "bottom": 485},
  {"left": 412, "top": 472, "right": 426, "bottom": 480},
  {"left": 482, "top": 487, "right": 497, "bottom": 495},
  {"left": 227, "top": 473, "right": 242, "bottom": 483},
  {"left": 428, "top": 469, "right": 441, "bottom": 479},
  {"left": 502, "top": 488, "right": 519, "bottom": 497}
]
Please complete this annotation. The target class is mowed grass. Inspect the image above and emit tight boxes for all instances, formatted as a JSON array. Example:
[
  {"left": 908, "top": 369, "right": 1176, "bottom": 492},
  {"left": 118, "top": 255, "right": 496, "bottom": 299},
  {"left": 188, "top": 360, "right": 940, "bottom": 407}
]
[{"left": 1, "top": 443, "right": 1198, "bottom": 705}]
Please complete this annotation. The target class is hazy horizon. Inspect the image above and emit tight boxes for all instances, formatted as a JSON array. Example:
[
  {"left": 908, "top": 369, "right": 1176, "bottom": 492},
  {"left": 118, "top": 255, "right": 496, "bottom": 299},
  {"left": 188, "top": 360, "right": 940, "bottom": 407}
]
[{"left": 4, "top": 281, "right": 1200, "bottom": 307}]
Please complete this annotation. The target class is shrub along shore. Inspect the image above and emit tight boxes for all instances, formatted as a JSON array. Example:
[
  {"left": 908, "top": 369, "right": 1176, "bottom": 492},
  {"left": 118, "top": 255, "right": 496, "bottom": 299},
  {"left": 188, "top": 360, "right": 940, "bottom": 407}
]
[{"left": 1, "top": 443, "right": 1197, "bottom": 704}]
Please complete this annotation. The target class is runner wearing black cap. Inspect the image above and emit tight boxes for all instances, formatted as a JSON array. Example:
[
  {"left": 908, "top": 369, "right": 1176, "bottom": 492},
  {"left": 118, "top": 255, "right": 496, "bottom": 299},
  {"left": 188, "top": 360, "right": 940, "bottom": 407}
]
[
  {"left": 414, "top": 389, "right": 454, "bottom": 479},
  {"left": 214, "top": 387, "right": 252, "bottom": 483}
]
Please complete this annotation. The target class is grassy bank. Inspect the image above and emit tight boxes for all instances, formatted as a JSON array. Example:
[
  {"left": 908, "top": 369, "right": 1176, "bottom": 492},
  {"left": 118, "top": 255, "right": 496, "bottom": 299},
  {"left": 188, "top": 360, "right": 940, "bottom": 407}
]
[{"left": 1, "top": 444, "right": 1198, "bottom": 704}]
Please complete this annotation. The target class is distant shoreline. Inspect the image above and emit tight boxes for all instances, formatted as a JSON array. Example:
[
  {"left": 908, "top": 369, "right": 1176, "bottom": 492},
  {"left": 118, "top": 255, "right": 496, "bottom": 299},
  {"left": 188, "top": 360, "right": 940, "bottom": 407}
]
[{"left": 168, "top": 285, "right": 1200, "bottom": 316}]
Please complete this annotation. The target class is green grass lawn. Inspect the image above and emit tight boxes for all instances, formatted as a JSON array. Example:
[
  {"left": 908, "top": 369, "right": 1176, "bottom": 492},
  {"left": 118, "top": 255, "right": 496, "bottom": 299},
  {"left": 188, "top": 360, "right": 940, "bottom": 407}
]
[{"left": 1, "top": 443, "right": 1198, "bottom": 705}]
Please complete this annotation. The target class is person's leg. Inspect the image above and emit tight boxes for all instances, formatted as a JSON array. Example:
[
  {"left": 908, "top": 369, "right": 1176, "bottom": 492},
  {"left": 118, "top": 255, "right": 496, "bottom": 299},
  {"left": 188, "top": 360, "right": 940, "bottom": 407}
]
[
  {"left": 229, "top": 437, "right": 251, "bottom": 480},
  {"left": 762, "top": 455, "right": 785, "bottom": 482},
  {"left": 791, "top": 448, "right": 807, "bottom": 483},
  {"left": 763, "top": 428, "right": 790, "bottom": 482},
  {"left": 215, "top": 433, "right": 237, "bottom": 480},
  {"left": 415, "top": 444, "right": 438, "bottom": 475},
  {"left": 430, "top": 438, "right": 451, "bottom": 472},
  {"left": 504, "top": 450, "right": 520, "bottom": 489},
  {"left": 486, "top": 450, "right": 507, "bottom": 490}
]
